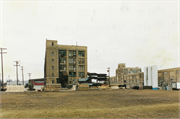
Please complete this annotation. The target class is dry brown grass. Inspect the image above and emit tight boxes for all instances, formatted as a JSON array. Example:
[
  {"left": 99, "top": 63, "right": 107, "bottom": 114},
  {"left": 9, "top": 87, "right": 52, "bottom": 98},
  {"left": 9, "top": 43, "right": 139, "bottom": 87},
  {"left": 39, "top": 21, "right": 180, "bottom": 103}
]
[{"left": 0, "top": 89, "right": 180, "bottom": 118}]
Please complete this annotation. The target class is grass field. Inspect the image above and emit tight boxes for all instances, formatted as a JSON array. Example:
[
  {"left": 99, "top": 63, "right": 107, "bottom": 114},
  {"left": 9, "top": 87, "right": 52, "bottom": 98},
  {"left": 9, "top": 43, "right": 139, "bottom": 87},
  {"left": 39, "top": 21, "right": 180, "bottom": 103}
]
[{"left": 0, "top": 89, "right": 180, "bottom": 118}]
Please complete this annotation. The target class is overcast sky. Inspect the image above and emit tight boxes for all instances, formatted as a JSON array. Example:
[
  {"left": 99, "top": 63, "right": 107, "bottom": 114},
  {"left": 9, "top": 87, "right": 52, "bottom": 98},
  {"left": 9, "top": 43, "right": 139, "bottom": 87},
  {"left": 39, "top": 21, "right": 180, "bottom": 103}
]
[{"left": 0, "top": 0, "right": 179, "bottom": 81}]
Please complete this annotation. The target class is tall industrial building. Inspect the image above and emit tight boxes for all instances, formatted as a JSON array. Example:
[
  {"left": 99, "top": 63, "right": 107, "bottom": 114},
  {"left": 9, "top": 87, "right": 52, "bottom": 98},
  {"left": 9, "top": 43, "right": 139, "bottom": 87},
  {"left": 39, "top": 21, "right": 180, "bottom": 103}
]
[
  {"left": 44, "top": 39, "right": 87, "bottom": 86},
  {"left": 116, "top": 63, "right": 142, "bottom": 85}
]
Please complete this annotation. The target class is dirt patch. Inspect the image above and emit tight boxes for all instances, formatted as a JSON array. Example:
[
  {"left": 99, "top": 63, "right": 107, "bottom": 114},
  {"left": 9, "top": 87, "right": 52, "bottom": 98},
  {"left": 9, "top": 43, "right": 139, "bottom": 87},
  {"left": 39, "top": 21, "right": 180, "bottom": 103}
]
[{"left": 0, "top": 90, "right": 180, "bottom": 118}]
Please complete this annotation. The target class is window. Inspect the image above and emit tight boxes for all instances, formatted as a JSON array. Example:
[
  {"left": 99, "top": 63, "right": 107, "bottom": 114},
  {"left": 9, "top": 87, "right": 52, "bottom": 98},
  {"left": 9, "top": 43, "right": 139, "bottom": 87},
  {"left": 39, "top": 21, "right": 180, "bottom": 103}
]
[
  {"left": 52, "top": 80, "right": 54, "bottom": 83},
  {"left": 79, "top": 65, "right": 85, "bottom": 71},
  {"left": 52, "top": 66, "right": 54, "bottom": 70},
  {"left": 52, "top": 73, "right": 54, "bottom": 77},
  {"left": 52, "top": 51, "right": 54, "bottom": 56},
  {"left": 163, "top": 72, "right": 168, "bottom": 77},
  {"left": 78, "top": 51, "right": 85, "bottom": 57},
  {"left": 69, "top": 58, "right": 76, "bottom": 64},
  {"left": 73, "top": 78, "right": 76, "bottom": 83},
  {"left": 60, "top": 65, "right": 66, "bottom": 70},
  {"left": 59, "top": 50, "right": 66, "bottom": 56},
  {"left": 69, "top": 78, "right": 72, "bottom": 84},
  {"left": 128, "top": 69, "right": 133, "bottom": 74},
  {"left": 133, "top": 75, "right": 135, "bottom": 79},
  {"left": 124, "top": 69, "right": 128, "bottom": 75},
  {"left": 52, "top": 59, "right": 54, "bottom": 63},
  {"left": 69, "top": 65, "right": 76, "bottom": 70},
  {"left": 79, "top": 72, "right": 85, "bottom": 78},
  {"left": 176, "top": 70, "right": 180, "bottom": 75},
  {"left": 78, "top": 58, "right": 85, "bottom": 64},
  {"left": 133, "top": 69, "right": 137, "bottom": 73},
  {"left": 69, "top": 72, "right": 76, "bottom": 77},
  {"left": 52, "top": 42, "right": 54, "bottom": 46},
  {"left": 138, "top": 69, "right": 141, "bottom": 73},
  {"left": 60, "top": 57, "right": 66, "bottom": 63},
  {"left": 69, "top": 50, "right": 76, "bottom": 56}
]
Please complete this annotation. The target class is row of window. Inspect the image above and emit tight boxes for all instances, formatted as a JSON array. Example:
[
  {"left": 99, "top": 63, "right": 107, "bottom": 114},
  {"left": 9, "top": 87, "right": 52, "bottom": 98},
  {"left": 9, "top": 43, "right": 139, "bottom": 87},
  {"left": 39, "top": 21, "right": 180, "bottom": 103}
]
[
  {"left": 126, "top": 80, "right": 143, "bottom": 84},
  {"left": 59, "top": 65, "right": 85, "bottom": 71},
  {"left": 51, "top": 58, "right": 85, "bottom": 64},
  {"left": 51, "top": 65, "right": 85, "bottom": 70},
  {"left": 69, "top": 72, "right": 85, "bottom": 77},
  {"left": 163, "top": 70, "right": 180, "bottom": 76},
  {"left": 51, "top": 72, "right": 85, "bottom": 77},
  {"left": 52, "top": 50, "right": 85, "bottom": 57},
  {"left": 121, "top": 69, "right": 141, "bottom": 75}
]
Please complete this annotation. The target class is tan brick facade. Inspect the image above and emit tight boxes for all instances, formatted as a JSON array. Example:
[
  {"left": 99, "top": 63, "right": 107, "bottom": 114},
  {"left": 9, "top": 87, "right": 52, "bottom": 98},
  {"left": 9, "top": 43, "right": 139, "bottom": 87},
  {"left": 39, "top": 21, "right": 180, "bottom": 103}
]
[
  {"left": 124, "top": 72, "right": 144, "bottom": 88},
  {"left": 44, "top": 39, "right": 87, "bottom": 85},
  {"left": 116, "top": 63, "right": 142, "bottom": 85},
  {"left": 124, "top": 67, "right": 180, "bottom": 88},
  {"left": 158, "top": 67, "right": 180, "bottom": 86}
]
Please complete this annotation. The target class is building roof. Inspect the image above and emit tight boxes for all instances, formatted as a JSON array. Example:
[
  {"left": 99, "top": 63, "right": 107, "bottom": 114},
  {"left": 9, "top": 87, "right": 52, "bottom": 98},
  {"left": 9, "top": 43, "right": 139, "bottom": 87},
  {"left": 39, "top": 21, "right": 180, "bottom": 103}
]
[{"left": 158, "top": 67, "right": 180, "bottom": 71}]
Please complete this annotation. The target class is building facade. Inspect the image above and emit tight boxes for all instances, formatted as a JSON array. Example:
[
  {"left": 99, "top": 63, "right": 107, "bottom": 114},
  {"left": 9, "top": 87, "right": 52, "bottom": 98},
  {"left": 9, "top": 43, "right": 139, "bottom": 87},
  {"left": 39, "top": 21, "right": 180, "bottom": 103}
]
[
  {"left": 110, "top": 76, "right": 117, "bottom": 84},
  {"left": 116, "top": 63, "right": 142, "bottom": 85},
  {"left": 44, "top": 39, "right": 87, "bottom": 86},
  {"left": 124, "top": 67, "right": 180, "bottom": 89},
  {"left": 158, "top": 67, "right": 180, "bottom": 87},
  {"left": 124, "top": 72, "right": 144, "bottom": 88}
]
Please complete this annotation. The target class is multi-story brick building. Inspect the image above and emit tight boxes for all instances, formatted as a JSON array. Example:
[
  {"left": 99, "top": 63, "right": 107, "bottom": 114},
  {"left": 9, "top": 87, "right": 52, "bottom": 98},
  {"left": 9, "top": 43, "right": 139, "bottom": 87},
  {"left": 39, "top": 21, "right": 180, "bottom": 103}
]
[
  {"left": 124, "top": 67, "right": 180, "bottom": 89},
  {"left": 116, "top": 63, "right": 142, "bottom": 85},
  {"left": 124, "top": 72, "right": 144, "bottom": 88},
  {"left": 158, "top": 67, "right": 180, "bottom": 87},
  {"left": 44, "top": 39, "right": 87, "bottom": 86}
]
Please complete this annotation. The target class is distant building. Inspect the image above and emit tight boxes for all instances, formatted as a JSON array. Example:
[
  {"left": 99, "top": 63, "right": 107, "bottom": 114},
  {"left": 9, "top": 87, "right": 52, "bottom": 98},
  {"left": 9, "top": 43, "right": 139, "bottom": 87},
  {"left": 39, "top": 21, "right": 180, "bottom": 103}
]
[
  {"left": 158, "top": 67, "right": 180, "bottom": 87},
  {"left": 44, "top": 39, "right": 87, "bottom": 86},
  {"left": 124, "top": 67, "right": 180, "bottom": 89},
  {"left": 124, "top": 72, "right": 144, "bottom": 88},
  {"left": 116, "top": 63, "right": 142, "bottom": 85},
  {"left": 7, "top": 81, "right": 28, "bottom": 86},
  {"left": 110, "top": 76, "right": 117, "bottom": 84}
]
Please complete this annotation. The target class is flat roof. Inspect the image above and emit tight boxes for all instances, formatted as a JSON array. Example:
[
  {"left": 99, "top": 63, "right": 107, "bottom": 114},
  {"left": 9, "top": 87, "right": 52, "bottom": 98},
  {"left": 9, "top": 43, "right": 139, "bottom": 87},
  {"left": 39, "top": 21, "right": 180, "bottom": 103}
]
[
  {"left": 158, "top": 67, "right": 180, "bottom": 71},
  {"left": 58, "top": 45, "right": 87, "bottom": 48}
]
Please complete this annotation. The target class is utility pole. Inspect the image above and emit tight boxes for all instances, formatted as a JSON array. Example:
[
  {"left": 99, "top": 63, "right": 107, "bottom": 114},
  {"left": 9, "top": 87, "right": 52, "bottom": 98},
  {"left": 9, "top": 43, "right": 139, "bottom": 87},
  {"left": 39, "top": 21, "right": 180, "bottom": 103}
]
[
  {"left": 21, "top": 66, "right": 24, "bottom": 85},
  {"left": 76, "top": 42, "right": 78, "bottom": 84},
  {"left": 0, "top": 48, "right": 7, "bottom": 90},
  {"left": 14, "top": 61, "right": 20, "bottom": 85},
  {"left": 107, "top": 67, "right": 110, "bottom": 87},
  {"left": 28, "top": 73, "right": 31, "bottom": 79}
]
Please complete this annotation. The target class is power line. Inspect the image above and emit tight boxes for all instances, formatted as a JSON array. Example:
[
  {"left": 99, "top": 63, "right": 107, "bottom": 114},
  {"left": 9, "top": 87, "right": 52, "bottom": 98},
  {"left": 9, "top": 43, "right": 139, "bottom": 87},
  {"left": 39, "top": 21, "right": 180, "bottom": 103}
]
[
  {"left": 0, "top": 48, "right": 7, "bottom": 90},
  {"left": 21, "top": 66, "right": 24, "bottom": 85},
  {"left": 14, "top": 61, "right": 20, "bottom": 85}
]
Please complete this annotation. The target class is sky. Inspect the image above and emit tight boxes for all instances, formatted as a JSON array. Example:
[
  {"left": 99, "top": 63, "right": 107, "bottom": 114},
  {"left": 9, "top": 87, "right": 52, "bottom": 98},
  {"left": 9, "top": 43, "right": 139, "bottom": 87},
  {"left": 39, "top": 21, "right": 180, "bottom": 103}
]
[{"left": 0, "top": 0, "right": 179, "bottom": 82}]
